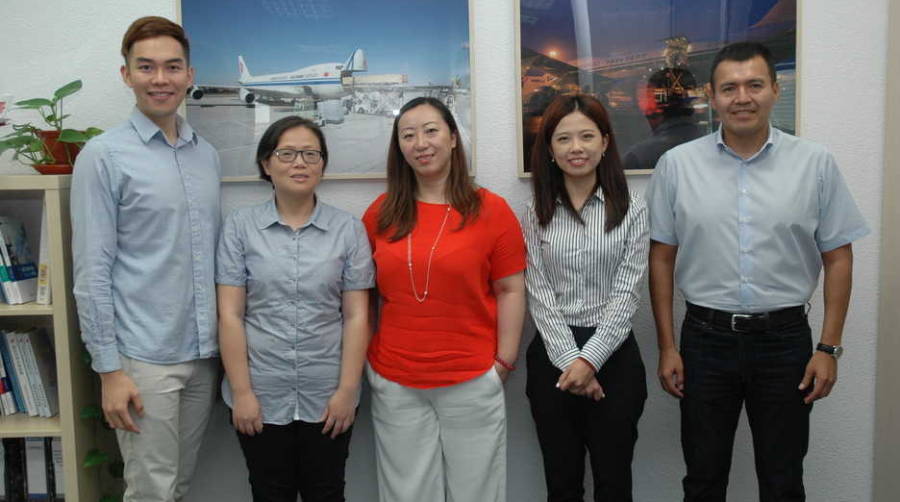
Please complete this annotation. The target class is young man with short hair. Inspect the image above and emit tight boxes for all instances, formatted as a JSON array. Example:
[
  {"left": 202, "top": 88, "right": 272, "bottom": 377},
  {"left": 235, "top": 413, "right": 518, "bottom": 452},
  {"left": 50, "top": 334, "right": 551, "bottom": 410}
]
[
  {"left": 646, "top": 42, "right": 869, "bottom": 501},
  {"left": 72, "top": 16, "right": 220, "bottom": 502}
]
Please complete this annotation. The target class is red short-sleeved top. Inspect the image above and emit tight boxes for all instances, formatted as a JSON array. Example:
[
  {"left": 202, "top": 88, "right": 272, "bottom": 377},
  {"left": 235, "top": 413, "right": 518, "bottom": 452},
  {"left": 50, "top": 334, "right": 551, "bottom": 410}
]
[{"left": 362, "top": 188, "right": 526, "bottom": 388}]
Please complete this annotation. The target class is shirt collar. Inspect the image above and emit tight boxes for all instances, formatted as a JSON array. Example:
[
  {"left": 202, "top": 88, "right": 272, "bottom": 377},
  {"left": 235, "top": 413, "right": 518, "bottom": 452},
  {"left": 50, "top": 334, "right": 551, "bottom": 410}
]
[
  {"left": 555, "top": 186, "right": 604, "bottom": 205},
  {"left": 256, "top": 196, "right": 329, "bottom": 231},
  {"left": 715, "top": 123, "right": 777, "bottom": 160},
  {"left": 129, "top": 107, "right": 197, "bottom": 146}
]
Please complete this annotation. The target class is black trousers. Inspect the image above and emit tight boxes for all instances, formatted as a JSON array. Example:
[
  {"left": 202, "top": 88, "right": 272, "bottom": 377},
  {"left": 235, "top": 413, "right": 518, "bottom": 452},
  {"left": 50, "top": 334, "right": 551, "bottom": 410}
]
[
  {"left": 235, "top": 418, "right": 352, "bottom": 502},
  {"left": 526, "top": 328, "right": 647, "bottom": 502},
  {"left": 680, "top": 307, "right": 813, "bottom": 502}
]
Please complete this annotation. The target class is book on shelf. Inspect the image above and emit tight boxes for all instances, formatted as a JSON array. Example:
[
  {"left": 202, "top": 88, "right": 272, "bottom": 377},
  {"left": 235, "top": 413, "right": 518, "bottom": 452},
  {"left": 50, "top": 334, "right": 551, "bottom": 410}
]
[
  {"left": 0, "top": 349, "right": 16, "bottom": 415},
  {"left": 0, "top": 329, "right": 58, "bottom": 418},
  {"left": 0, "top": 217, "right": 38, "bottom": 305},
  {"left": 20, "top": 331, "right": 57, "bottom": 417},
  {"left": 35, "top": 207, "right": 51, "bottom": 306},
  {"left": 5, "top": 331, "right": 37, "bottom": 417},
  {"left": 0, "top": 437, "right": 64, "bottom": 500},
  {"left": 0, "top": 334, "right": 26, "bottom": 414}
]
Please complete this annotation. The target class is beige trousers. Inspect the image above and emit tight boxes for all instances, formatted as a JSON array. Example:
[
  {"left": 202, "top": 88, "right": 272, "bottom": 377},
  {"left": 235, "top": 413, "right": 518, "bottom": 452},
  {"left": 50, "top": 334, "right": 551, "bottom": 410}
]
[
  {"left": 115, "top": 356, "right": 219, "bottom": 502},
  {"left": 368, "top": 365, "right": 507, "bottom": 502}
]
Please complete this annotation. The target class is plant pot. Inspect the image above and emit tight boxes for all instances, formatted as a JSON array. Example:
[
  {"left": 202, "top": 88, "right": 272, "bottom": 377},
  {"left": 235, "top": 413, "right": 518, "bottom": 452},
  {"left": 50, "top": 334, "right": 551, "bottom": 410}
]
[
  {"left": 33, "top": 163, "right": 73, "bottom": 175},
  {"left": 35, "top": 130, "right": 81, "bottom": 164}
]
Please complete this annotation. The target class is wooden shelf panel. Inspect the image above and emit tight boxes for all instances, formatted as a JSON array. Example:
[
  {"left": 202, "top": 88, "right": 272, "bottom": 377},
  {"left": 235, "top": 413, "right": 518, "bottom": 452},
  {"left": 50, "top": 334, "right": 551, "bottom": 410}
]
[
  {"left": 0, "top": 413, "right": 61, "bottom": 437},
  {"left": 0, "top": 302, "right": 54, "bottom": 317},
  {"left": 0, "top": 175, "right": 71, "bottom": 191}
]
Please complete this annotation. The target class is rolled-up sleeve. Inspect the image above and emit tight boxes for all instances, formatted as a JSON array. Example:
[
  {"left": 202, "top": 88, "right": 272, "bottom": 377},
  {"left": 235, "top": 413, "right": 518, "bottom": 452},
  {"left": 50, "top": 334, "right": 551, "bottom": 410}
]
[
  {"left": 645, "top": 154, "right": 678, "bottom": 245},
  {"left": 342, "top": 218, "right": 375, "bottom": 291},
  {"left": 216, "top": 211, "right": 247, "bottom": 287},
  {"left": 815, "top": 155, "right": 870, "bottom": 251},
  {"left": 71, "top": 141, "right": 122, "bottom": 373}
]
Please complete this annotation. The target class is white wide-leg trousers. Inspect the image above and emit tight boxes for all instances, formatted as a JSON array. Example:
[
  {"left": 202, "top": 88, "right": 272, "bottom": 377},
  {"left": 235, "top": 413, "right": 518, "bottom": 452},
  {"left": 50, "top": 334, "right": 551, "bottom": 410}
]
[{"left": 368, "top": 365, "right": 507, "bottom": 502}]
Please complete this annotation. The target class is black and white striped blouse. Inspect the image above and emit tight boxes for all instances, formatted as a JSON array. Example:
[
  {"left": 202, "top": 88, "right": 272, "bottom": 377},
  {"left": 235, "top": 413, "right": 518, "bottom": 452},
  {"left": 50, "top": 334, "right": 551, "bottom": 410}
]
[{"left": 523, "top": 190, "right": 649, "bottom": 371}]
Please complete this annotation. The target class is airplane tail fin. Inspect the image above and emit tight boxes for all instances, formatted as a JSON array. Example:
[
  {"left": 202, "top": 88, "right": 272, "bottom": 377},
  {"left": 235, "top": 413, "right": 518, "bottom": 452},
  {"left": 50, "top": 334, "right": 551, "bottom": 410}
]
[
  {"left": 238, "top": 55, "right": 252, "bottom": 80},
  {"left": 343, "top": 48, "right": 367, "bottom": 72}
]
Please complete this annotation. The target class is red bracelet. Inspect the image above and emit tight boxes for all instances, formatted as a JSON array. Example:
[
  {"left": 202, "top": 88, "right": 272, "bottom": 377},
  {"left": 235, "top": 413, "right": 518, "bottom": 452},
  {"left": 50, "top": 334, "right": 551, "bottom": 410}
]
[{"left": 494, "top": 355, "right": 516, "bottom": 371}]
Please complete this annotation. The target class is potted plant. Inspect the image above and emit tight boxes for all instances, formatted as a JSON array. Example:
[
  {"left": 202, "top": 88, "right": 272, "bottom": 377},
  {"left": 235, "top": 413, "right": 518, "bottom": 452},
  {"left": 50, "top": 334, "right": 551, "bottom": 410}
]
[{"left": 0, "top": 80, "right": 102, "bottom": 174}]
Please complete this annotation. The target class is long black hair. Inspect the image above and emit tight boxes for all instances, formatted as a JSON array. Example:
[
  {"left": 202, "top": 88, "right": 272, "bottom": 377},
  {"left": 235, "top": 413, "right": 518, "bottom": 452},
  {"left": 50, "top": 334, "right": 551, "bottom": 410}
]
[{"left": 529, "top": 94, "right": 629, "bottom": 231}]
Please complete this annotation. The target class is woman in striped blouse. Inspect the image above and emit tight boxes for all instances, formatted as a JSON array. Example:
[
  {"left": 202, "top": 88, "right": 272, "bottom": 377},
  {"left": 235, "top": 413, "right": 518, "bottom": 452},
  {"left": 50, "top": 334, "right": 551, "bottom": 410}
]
[{"left": 523, "top": 94, "right": 649, "bottom": 501}]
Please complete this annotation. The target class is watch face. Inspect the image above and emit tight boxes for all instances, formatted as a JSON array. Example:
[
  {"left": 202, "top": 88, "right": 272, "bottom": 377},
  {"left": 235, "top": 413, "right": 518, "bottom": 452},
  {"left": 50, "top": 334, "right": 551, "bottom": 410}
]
[{"left": 833, "top": 346, "right": 844, "bottom": 359}]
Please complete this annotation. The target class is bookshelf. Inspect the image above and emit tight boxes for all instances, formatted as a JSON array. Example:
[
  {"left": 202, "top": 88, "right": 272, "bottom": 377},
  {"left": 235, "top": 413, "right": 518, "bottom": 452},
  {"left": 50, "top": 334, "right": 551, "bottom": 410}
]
[{"left": 0, "top": 175, "right": 99, "bottom": 501}]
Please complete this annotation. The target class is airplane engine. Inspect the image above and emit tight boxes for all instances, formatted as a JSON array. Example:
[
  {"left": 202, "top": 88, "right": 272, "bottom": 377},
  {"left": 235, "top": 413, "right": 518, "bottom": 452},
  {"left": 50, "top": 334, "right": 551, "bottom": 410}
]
[
  {"left": 239, "top": 88, "right": 256, "bottom": 104},
  {"left": 188, "top": 86, "right": 204, "bottom": 100}
]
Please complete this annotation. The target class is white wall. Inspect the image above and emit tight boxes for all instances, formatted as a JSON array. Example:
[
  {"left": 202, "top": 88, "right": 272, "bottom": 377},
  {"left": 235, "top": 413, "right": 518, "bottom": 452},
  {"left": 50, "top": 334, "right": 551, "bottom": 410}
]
[{"left": 1, "top": 1, "right": 885, "bottom": 500}]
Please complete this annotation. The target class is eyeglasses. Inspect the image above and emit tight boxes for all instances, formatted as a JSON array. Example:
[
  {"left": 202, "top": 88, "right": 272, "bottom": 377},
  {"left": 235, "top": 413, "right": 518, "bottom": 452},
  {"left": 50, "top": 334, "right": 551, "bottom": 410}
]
[{"left": 272, "top": 148, "right": 323, "bottom": 164}]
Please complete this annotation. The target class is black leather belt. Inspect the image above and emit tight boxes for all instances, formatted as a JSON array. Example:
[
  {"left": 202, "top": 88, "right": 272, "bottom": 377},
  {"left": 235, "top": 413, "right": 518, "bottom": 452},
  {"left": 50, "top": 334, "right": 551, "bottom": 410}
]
[{"left": 686, "top": 303, "right": 806, "bottom": 333}]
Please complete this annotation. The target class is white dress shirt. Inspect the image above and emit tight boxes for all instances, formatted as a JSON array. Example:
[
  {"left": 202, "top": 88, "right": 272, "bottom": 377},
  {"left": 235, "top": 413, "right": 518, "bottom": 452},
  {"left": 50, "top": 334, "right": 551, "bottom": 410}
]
[{"left": 523, "top": 190, "right": 649, "bottom": 371}]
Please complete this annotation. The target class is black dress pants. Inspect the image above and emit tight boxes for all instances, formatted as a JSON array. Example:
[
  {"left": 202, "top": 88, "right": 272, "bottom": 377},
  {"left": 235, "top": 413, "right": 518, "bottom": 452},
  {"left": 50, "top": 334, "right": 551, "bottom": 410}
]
[
  {"left": 680, "top": 307, "right": 813, "bottom": 502},
  {"left": 235, "top": 419, "right": 352, "bottom": 502},
  {"left": 526, "top": 327, "right": 647, "bottom": 502}
]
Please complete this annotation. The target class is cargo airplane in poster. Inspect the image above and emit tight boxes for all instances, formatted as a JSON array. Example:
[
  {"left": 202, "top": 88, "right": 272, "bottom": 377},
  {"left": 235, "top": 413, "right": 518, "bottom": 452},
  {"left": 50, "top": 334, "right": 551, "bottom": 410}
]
[{"left": 189, "top": 48, "right": 368, "bottom": 105}]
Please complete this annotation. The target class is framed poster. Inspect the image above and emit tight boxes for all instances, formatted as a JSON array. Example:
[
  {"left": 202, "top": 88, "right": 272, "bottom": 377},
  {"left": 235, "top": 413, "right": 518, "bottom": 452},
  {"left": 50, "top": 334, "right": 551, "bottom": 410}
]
[
  {"left": 181, "top": 0, "right": 473, "bottom": 182},
  {"left": 517, "top": 0, "right": 798, "bottom": 176}
]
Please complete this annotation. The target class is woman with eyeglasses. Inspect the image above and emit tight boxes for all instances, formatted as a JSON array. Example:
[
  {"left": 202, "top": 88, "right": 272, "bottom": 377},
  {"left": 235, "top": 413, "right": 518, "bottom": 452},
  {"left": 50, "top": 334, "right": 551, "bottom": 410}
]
[
  {"left": 216, "top": 116, "right": 373, "bottom": 502},
  {"left": 361, "top": 97, "right": 527, "bottom": 502}
]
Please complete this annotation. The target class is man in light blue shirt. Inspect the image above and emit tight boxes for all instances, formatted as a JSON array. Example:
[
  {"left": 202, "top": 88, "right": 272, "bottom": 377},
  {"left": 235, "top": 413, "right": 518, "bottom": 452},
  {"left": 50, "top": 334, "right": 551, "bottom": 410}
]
[
  {"left": 646, "top": 42, "right": 868, "bottom": 501},
  {"left": 71, "top": 17, "right": 220, "bottom": 502}
]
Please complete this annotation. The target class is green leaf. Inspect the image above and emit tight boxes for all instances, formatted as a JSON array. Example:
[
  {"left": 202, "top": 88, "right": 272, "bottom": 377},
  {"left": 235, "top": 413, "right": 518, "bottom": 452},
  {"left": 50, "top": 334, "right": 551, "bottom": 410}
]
[
  {"left": 54, "top": 79, "right": 83, "bottom": 100},
  {"left": 85, "top": 127, "right": 104, "bottom": 138},
  {"left": 99, "top": 495, "right": 122, "bottom": 502},
  {"left": 80, "top": 404, "right": 102, "bottom": 420},
  {"left": 83, "top": 448, "right": 110, "bottom": 468},
  {"left": 59, "top": 129, "right": 88, "bottom": 143},
  {"left": 24, "top": 139, "right": 45, "bottom": 153},
  {"left": 15, "top": 98, "right": 53, "bottom": 109}
]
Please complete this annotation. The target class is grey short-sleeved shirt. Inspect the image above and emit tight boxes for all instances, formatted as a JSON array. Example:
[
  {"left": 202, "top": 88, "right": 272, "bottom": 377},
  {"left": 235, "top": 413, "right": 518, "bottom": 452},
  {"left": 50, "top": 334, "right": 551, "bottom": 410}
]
[
  {"left": 645, "top": 126, "right": 869, "bottom": 312},
  {"left": 216, "top": 198, "right": 374, "bottom": 424}
]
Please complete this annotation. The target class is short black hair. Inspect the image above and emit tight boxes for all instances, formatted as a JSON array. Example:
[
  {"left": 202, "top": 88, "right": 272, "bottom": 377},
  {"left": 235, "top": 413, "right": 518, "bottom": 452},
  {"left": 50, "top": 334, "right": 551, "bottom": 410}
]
[
  {"left": 255, "top": 116, "right": 328, "bottom": 183},
  {"left": 709, "top": 41, "right": 777, "bottom": 87}
]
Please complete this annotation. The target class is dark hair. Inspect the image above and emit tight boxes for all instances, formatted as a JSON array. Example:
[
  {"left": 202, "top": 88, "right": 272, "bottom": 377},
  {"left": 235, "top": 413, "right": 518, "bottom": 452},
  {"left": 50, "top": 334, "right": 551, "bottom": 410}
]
[
  {"left": 709, "top": 41, "right": 776, "bottom": 87},
  {"left": 529, "top": 94, "right": 630, "bottom": 232},
  {"left": 377, "top": 97, "right": 481, "bottom": 241},
  {"left": 121, "top": 16, "right": 191, "bottom": 64},
  {"left": 255, "top": 116, "right": 328, "bottom": 183}
]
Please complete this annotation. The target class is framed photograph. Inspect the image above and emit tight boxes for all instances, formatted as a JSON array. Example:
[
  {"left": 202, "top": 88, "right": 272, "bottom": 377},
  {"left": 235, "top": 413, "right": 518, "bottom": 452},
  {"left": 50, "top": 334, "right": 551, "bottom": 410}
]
[
  {"left": 517, "top": 0, "right": 798, "bottom": 176},
  {"left": 180, "top": 0, "right": 473, "bottom": 182}
]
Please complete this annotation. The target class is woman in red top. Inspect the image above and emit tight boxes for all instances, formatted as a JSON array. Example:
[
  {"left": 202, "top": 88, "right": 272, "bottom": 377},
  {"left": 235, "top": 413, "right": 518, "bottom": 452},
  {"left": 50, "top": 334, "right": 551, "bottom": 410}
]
[{"left": 362, "top": 97, "right": 526, "bottom": 502}]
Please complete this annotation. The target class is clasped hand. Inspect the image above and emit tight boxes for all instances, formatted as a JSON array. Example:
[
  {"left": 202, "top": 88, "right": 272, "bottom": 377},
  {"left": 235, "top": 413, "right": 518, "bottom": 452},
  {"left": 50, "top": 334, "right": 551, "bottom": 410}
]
[{"left": 557, "top": 358, "right": 605, "bottom": 401}]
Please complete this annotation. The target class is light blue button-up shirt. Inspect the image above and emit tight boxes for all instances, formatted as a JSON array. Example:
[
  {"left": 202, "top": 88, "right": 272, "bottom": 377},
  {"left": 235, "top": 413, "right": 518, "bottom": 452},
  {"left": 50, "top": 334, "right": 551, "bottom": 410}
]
[
  {"left": 72, "top": 108, "right": 221, "bottom": 373},
  {"left": 216, "top": 198, "right": 374, "bottom": 424},
  {"left": 646, "top": 126, "right": 869, "bottom": 312}
]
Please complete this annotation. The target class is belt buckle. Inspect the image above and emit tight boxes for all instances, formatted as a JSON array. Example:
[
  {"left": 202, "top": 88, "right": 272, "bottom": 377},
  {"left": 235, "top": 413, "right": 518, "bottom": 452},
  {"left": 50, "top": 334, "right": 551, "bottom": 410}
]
[{"left": 731, "top": 314, "right": 754, "bottom": 332}]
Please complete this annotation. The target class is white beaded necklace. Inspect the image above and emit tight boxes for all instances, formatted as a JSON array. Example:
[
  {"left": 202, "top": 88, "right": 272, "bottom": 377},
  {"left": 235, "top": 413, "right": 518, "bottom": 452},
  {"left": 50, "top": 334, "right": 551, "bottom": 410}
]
[{"left": 407, "top": 205, "right": 452, "bottom": 303}]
